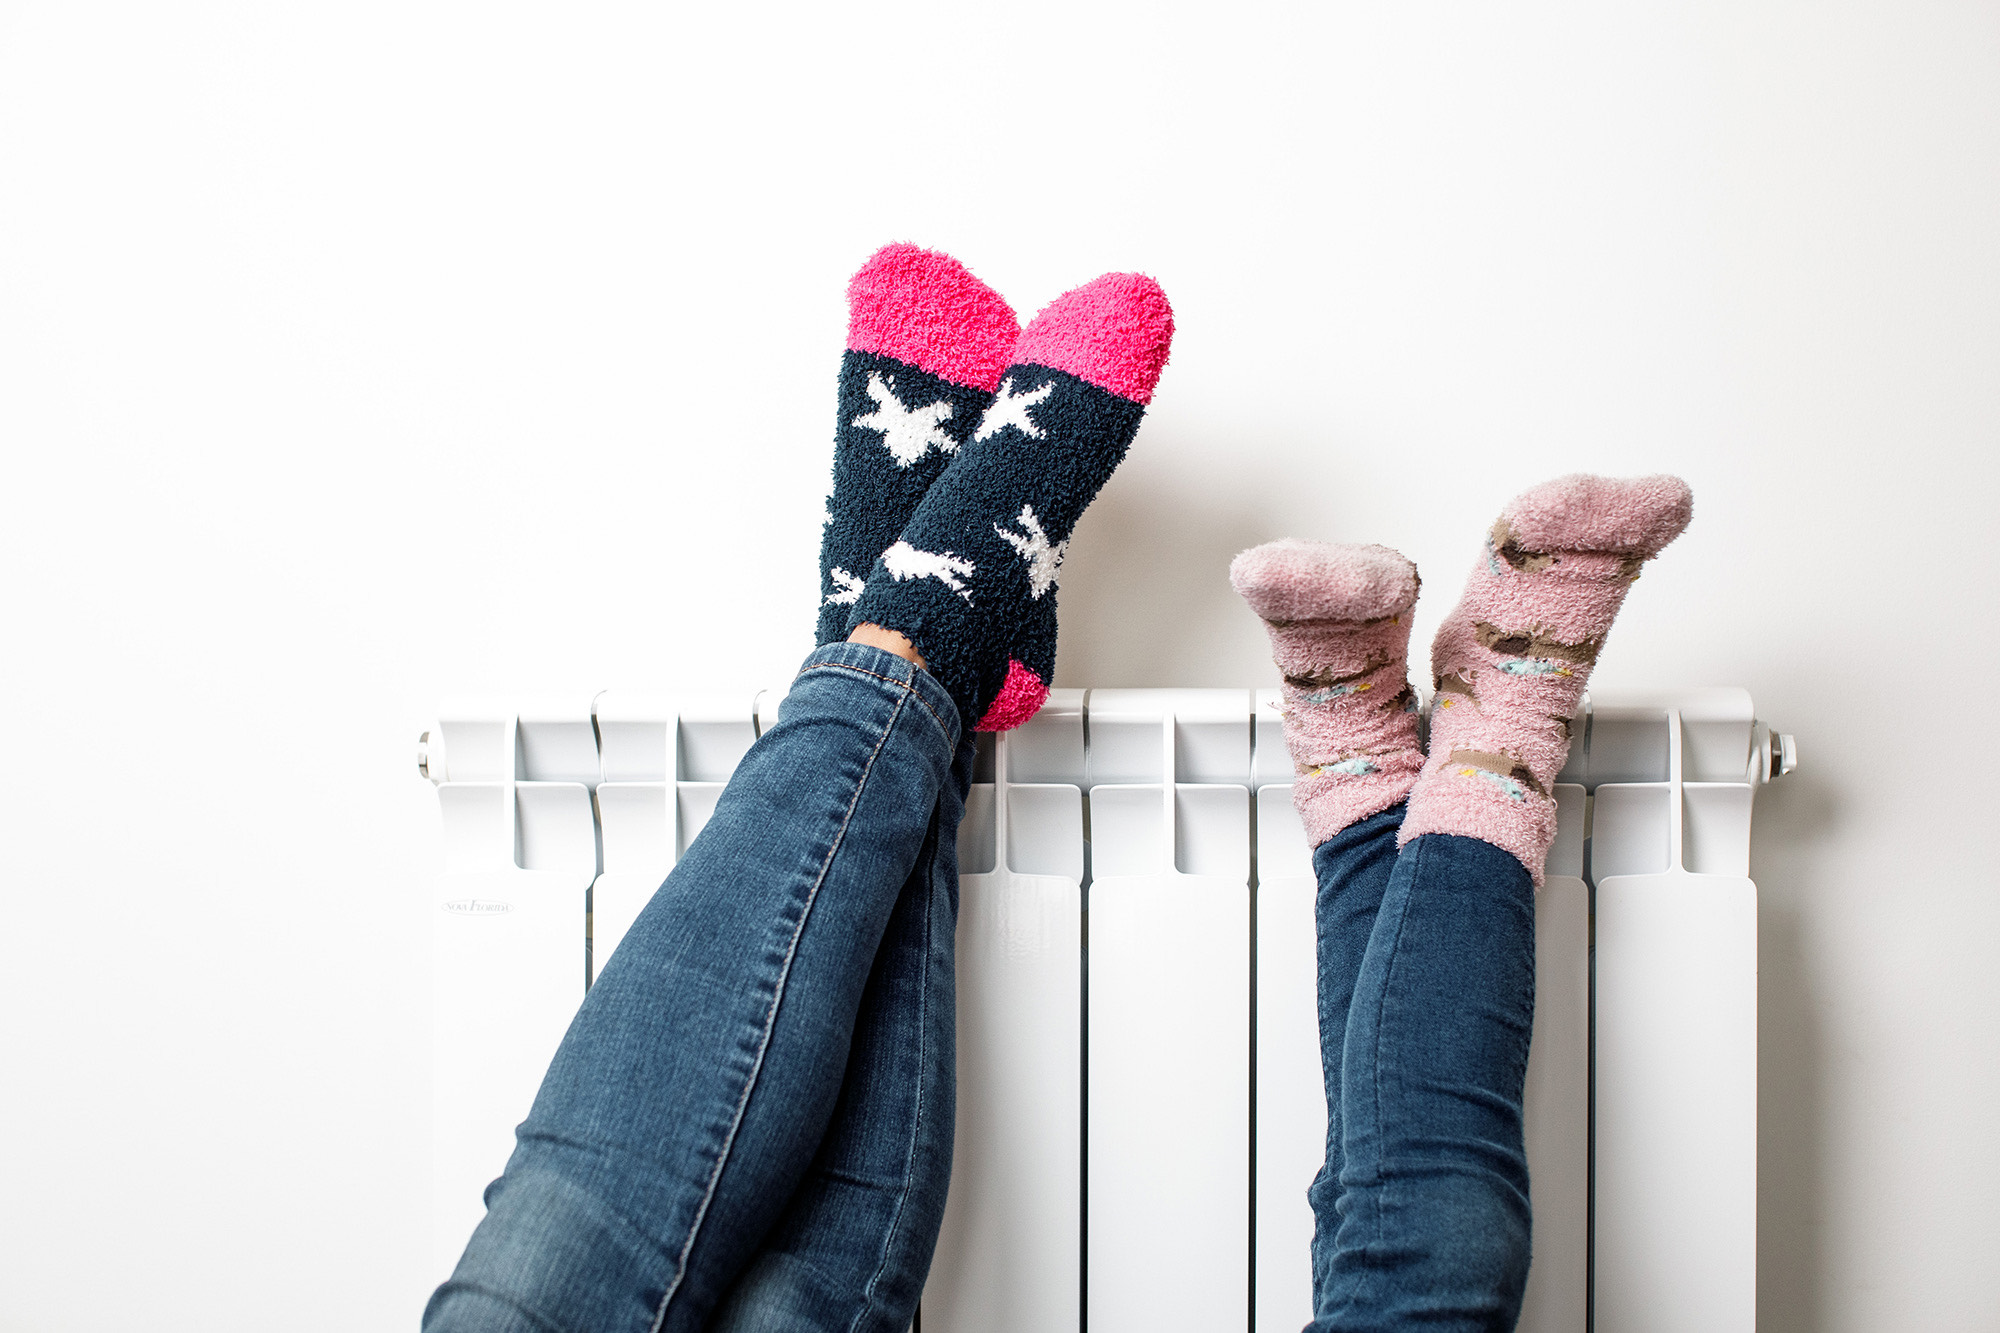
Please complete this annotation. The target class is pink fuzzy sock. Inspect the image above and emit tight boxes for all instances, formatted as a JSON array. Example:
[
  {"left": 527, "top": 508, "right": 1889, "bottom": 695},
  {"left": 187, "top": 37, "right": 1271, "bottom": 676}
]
[
  {"left": 1400, "top": 473, "right": 1694, "bottom": 884},
  {"left": 1231, "top": 540, "right": 1425, "bottom": 846}
]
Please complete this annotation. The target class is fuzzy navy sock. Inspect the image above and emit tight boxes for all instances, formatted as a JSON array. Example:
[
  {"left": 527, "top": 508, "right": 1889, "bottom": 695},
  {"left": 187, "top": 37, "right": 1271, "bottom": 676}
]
[
  {"left": 846, "top": 272, "right": 1174, "bottom": 730},
  {"left": 816, "top": 244, "right": 1020, "bottom": 646}
]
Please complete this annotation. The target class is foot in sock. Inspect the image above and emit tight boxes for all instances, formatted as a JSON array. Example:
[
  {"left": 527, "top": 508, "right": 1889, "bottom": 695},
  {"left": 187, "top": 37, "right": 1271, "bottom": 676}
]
[
  {"left": 816, "top": 244, "right": 1021, "bottom": 646},
  {"left": 1231, "top": 540, "right": 1425, "bottom": 846},
  {"left": 1401, "top": 473, "right": 1694, "bottom": 883},
  {"left": 847, "top": 272, "right": 1174, "bottom": 731}
]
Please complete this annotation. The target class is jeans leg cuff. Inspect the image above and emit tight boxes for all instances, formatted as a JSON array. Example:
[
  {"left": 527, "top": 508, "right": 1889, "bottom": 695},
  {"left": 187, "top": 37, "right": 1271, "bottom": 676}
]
[{"left": 793, "top": 641, "right": 964, "bottom": 749}]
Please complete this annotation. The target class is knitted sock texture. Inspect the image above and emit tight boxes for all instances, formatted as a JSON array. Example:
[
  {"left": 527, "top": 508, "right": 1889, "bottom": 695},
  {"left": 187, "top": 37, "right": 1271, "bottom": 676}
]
[
  {"left": 1401, "top": 473, "right": 1694, "bottom": 884},
  {"left": 816, "top": 244, "right": 1020, "bottom": 645},
  {"left": 847, "top": 272, "right": 1173, "bottom": 730},
  {"left": 1231, "top": 540, "right": 1424, "bottom": 846}
]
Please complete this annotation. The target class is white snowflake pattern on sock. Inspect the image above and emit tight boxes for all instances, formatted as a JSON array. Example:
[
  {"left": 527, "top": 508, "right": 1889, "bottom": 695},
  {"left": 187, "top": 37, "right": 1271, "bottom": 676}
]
[
  {"left": 825, "top": 567, "right": 866, "bottom": 606},
  {"left": 994, "top": 504, "right": 1067, "bottom": 599},
  {"left": 881, "top": 541, "right": 976, "bottom": 604},
  {"left": 972, "top": 376, "right": 1055, "bottom": 443},
  {"left": 851, "top": 372, "right": 957, "bottom": 467}
]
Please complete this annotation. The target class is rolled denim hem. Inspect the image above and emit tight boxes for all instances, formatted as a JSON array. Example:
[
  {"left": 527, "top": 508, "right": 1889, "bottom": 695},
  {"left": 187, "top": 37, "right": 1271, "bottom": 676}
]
[{"left": 792, "top": 640, "right": 964, "bottom": 752}]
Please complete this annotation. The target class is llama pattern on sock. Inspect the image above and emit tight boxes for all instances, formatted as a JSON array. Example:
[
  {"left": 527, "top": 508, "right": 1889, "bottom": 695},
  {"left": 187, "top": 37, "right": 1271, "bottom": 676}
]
[
  {"left": 846, "top": 270, "right": 1173, "bottom": 732},
  {"left": 851, "top": 371, "right": 960, "bottom": 467},
  {"left": 819, "top": 352, "right": 1010, "bottom": 643},
  {"left": 880, "top": 540, "right": 976, "bottom": 603},
  {"left": 815, "top": 243, "right": 1021, "bottom": 647},
  {"left": 824, "top": 567, "right": 866, "bottom": 606},
  {"left": 994, "top": 504, "right": 1066, "bottom": 598},
  {"left": 973, "top": 377, "right": 1055, "bottom": 442},
  {"left": 847, "top": 363, "right": 1141, "bottom": 723}
]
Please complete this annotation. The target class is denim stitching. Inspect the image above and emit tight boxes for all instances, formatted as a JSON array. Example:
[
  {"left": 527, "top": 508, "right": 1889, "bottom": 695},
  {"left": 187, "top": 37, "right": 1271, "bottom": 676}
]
[
  {"left": 806, "top": 662, "right": 956, "bottom": 745},
  {"left": 846, "top": 829, "right": 939, "bottom": 1333},
  {"left": 1327, "top": 836, "right": 1421, "bottom": 1327},
  {"left": 650, "top": 687, "right": 913, "bottom": 1332},
  {"left": 796, "top": 660, "right": 958, "bottom": 748}
]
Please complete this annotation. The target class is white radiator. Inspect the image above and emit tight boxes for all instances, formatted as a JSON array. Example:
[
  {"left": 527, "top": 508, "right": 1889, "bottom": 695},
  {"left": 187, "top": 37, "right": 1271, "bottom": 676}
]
[{"left": 419, "top": 686, "right": 1794, "bottom": 1332}]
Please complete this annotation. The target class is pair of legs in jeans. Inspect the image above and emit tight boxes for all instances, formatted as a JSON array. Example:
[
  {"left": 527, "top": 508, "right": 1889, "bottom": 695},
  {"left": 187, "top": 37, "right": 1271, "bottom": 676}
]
[
  {"left": 1233, "top": 473, "right": 1693, "bottom": 1330},
  {"left": 428, "top": 247, "right": 1177, "bottom": 1329},
  {"left": 427, "top": 644, "right": 972, "bottom": 1331},
  {"left": 1306, "top": 809, "right": 1535, "bottom": 1328},
  {"left": 424, "top": 239, "right": 1693, "bottom": 1330}
]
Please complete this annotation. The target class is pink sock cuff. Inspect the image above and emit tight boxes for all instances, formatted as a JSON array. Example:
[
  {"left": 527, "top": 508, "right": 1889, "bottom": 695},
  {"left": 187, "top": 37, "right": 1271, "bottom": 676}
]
[
  {"left": 1295, "top": 762, "right": 1422, "bottom": 848},
  {"left": 1398, "top": 755, "right": 1559, "bottom": 888},
  {"left": 1012, "top": 272, "right": 1174, "bottom": 404},
  {"left": 973, "top": 659, "right": 1049, "bottom": 732},
  {"left": 1230, "top": 540, "right": 1419, "bottom": 624},
  {"left": 846, "top": 244, "right": 1020, "bottom": 392},
  {"left": 1498, "top": 473, "right": 1693, "bottom": 558}
]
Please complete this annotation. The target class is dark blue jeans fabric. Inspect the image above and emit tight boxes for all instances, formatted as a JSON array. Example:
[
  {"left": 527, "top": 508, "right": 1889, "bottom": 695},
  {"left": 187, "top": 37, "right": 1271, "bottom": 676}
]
[
  {"left": 424, "top": 641, "right": 971, "bottom": 1333},
  {"left": 1306, "top": 803, "right": 1538, "bottom": 1332}
]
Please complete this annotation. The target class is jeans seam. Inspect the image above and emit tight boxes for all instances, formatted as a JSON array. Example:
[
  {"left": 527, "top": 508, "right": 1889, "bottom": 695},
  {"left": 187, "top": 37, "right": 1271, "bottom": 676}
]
[
  {"left": 798, "top": 660, "right": 957, "bottom": 748},
  {"left": 845, "top": 851, "right": 937, "bottom": 1333},
  {"left": 650, "top": 686, "right": 915, "bottom": 1333},
  {"left": 1327, "top": 836, "right": 1422, "bottom": 1329}
]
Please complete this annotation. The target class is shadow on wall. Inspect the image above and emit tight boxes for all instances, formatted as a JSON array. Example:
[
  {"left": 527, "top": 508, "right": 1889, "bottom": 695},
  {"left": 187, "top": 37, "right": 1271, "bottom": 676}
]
[
  {"left": 1051, "top": 465, "right": 1276, "bottom": 689},
  {"left": 1751, "top": 763, "right": 1837, "bottom": 1333}
]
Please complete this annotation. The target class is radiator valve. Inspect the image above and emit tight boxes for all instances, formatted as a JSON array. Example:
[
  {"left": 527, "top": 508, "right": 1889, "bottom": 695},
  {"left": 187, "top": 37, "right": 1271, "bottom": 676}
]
[{"left": 1755, "top": 725, "right": 1798, "bottom": 782}]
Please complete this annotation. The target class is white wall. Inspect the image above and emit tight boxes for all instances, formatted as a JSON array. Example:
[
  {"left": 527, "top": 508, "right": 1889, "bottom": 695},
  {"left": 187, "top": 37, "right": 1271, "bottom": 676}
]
[{"left": 2, "top": 1, "right": 1994, "bottom": 1327}]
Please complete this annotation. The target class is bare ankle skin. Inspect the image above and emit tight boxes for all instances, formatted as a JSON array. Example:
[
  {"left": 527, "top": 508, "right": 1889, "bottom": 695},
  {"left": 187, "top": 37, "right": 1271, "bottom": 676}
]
[{"left": 847, "top": 623, "right": 927, "bottom": 671}]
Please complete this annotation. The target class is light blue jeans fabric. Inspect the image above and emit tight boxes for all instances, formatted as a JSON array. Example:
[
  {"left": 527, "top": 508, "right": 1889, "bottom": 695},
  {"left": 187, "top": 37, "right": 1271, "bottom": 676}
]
[
  {"left": 1306, "top": 803, "right": 1538, "bottom": 1332},
  {"left": 424, "top": 641, "right": 972, "bottom": 1333}
]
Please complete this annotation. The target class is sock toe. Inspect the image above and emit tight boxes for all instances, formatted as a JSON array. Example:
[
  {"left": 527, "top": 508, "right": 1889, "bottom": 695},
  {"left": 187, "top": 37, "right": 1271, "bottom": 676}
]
[
  {"left": 1230, "top": 540, "right": 1419, "bottom": 624},
  {"left": 973, "top": 659, "right": 1050, "bottom": 732},
  {"left": 845, "top": 243, "right": 1021, "bottom": 392},
  {"left": 1497, "top": 473, "right": 1694, "bottom": 557},
  {"left": 1012, "top": 272, "right": 1174, "bottom": 404}
]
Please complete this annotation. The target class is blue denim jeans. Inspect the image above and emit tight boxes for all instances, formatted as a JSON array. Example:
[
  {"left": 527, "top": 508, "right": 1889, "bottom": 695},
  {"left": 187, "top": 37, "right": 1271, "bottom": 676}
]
[
  {"left": 424, "top": 642, "right": 971, "bottom": 1333},
  {"left": 1306, "top": 803, "right": 1537, "bottom": 1332}
]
